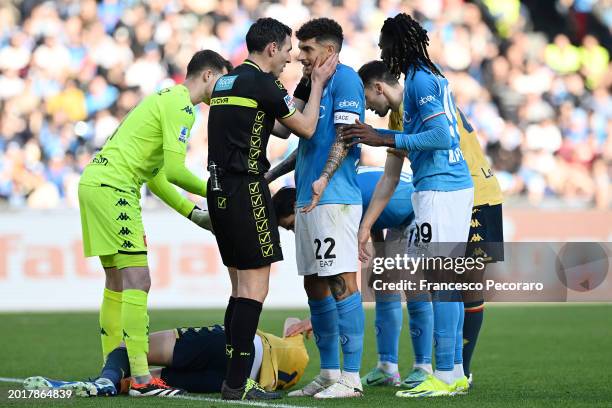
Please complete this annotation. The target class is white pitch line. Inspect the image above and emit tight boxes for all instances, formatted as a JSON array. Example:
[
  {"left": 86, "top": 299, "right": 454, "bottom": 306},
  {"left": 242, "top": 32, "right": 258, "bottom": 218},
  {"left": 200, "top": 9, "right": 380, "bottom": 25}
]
[
  {"left": 174, "top": 394, "right": 317, "bottom": 408},
  {"left": 0, "top": 377, "right": 316, "bottom": 408},
  {"left": 0, "top": 377, "right": 23, "bottom": 384}
]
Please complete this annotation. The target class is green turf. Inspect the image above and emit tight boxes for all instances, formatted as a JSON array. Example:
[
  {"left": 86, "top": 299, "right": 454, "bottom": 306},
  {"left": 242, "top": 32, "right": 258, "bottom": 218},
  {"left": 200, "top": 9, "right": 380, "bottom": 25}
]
[{"left": 1, "top": 304, "right": 611, "bottom": 407}]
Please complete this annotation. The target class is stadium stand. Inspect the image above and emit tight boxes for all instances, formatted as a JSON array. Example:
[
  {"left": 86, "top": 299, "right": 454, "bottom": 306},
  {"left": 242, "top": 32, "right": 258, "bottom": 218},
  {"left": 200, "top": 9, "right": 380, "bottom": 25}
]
[{"left": 0, "top": 0, "right": 610, "bottom": 209}]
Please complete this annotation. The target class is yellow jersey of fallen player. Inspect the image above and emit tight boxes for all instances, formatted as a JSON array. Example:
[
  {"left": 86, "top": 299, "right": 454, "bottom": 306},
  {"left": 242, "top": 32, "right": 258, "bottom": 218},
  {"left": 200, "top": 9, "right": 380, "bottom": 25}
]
[{"left": 388, "top": 105, "right": 503, "bottom": 207}]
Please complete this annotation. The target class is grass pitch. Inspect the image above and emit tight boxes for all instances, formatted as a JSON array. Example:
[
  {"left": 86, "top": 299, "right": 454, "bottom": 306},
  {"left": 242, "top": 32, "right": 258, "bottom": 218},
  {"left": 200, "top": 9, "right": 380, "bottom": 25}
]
[{"left": 1, "top": 304, "right": 611, "bottom": 407}]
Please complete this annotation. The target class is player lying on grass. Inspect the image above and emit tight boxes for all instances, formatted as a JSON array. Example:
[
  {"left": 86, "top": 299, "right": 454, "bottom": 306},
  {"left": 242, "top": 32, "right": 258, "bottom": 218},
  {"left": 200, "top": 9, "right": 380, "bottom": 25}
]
[
  {"left": 78, "top": 49, "right": 230, "bottom": 396},
  {"left": 23, "top": 318, "right": 309, "bottom": 398}
]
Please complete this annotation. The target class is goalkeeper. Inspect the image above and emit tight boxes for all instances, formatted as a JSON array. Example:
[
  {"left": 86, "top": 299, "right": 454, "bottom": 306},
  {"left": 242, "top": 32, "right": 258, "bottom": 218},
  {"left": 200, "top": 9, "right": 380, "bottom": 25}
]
[
  {"left": 23, "top": 318, "right": 309, "bottom": 397},
  {"left": 78, "top": 49, "right": 231, "bottom": 397}
]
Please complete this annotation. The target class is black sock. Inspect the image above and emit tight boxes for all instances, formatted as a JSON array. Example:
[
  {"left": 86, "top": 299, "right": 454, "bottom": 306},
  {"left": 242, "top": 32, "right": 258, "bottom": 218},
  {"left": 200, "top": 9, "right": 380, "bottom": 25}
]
[
  {"left": 224, "top": 296, "right": 237, "bottom": 351},
  {"left": 226, "top": 297, "right": 262, "bottom": 389},
  {"left": 100, "top": 347, "right": 130, "bottom": 389},
  {"left": 463, "top": 301, "right": 484, "bottom": 376}
]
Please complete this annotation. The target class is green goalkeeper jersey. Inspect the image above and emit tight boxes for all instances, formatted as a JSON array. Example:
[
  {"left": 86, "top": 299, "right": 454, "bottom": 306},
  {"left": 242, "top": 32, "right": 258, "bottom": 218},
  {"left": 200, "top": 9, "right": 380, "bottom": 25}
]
[{"left": 81, "top": 85, "right": 203, "bottom": 198}]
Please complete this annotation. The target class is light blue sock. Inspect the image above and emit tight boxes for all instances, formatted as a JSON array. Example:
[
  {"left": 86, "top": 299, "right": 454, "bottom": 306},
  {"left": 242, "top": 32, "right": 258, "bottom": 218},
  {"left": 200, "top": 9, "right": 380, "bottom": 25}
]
[
  {"left": 337, "top": 292, "right": 365, "bottom": 373},
  {"left": 455, "top": 301, "right": 464, "bottom": 366},
  {"left": 309, "top": 295, "right": 340, "bottom": 369},
  {"left": 432, "top": 293, "right": 460, "bottom": 371},
  {"left": 374, "top": 293, "right": 402, "bottom": 364},
  {"left": 407, "top": 301, "right": 433, "bottom": 364}
]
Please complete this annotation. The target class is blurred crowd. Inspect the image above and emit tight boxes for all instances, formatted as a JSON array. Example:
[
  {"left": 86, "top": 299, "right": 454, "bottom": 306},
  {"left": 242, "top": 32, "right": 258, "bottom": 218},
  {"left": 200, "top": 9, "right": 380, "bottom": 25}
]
[{"left": 0, "top": 0, "right": 610, "bottom": 210}]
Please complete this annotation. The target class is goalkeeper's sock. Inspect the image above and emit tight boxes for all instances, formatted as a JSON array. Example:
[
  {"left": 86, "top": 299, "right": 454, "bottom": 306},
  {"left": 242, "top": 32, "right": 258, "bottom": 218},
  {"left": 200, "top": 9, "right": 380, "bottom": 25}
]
[
  {"left": 100, "top": 288, "right": 123, "bottom": 362},
  {"left": 121, "top": 289, "right": 150, "bottom": 379},
  {"left": 374, "top": 293, "right": 402, "bottom": 366},
  {"left": 226, "top": 297, "right": 262, "bottom": 389},
  {"left": 462, "top": 301, "right": 484, "bottom": 376},
  {"left": 309, "top": 295, "right": 340, "bottom": 371},
  {"left": 100, "top": 347, "right": 130, "bottom": 389},
  {"left": 407, "top": 301, "right": 433, "bottom": 365}
]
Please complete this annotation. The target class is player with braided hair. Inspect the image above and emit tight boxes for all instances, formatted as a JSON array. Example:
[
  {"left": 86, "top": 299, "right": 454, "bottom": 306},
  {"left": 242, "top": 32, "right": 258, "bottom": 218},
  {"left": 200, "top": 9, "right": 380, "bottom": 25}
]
[
  {"left": 379, "top": 13, "right": 443, "bottom": 80},
  {"left": 342, "top": 13, "right": 474, "bottom": 398}
]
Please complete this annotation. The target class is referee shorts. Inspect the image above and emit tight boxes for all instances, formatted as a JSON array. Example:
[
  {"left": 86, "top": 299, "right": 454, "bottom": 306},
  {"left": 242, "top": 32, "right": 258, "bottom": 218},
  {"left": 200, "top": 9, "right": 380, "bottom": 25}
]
[{"left": 207, "top": 174, "right": 283, "bottom": 270}]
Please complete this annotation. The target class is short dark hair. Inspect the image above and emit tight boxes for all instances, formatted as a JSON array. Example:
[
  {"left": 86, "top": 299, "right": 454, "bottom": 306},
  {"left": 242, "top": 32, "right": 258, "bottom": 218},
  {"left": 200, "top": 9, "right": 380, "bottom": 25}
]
[
  {"left": 272, "top": 187, "right": 296, "bottom": 223},
  {"left": 296, "top": 18, "right": 343, "bottom": 51},
  {"left": 186, "top": 50, "right": 233, "bottom": 78},
  {"left": 358, "top": 60, "right": 399, "bottom": 87},
  {"left": 246, "top": 18, "right": 292, "bottom": 53}
]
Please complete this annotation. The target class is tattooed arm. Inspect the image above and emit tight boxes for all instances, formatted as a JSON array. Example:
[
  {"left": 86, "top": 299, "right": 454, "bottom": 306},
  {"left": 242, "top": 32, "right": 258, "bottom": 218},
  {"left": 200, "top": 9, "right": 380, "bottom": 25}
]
[
  {"left": 264, "top": 149, "right": 297, "bottom": 183},
  {"left": 300, "top": 125, "right": 349, "bottom": 213}
]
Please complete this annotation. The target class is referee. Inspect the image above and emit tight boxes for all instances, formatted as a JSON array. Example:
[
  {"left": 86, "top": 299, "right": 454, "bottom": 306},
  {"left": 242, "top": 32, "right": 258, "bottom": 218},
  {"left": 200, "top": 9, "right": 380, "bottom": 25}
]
[{"left": 206, "top": 17, "right": 337, "bottom": 400}]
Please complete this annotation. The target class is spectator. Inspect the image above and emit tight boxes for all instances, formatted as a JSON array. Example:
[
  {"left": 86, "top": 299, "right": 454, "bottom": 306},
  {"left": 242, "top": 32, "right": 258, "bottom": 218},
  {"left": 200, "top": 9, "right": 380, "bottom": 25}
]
[{"left": 0, "top": 0, "right": 608, "bottom": 210}]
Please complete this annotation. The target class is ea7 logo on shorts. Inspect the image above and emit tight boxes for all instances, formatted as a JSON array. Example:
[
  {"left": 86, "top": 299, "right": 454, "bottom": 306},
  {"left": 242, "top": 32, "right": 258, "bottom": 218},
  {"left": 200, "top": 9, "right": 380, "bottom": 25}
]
[
  {"left": 217, "top": 197, "right": 227, "bottom": 209},
  {"left": 419, "top": 95, "right": 436, "bottom": 105},
  {"left": 338, "top": 100, "right": 359, "bottom": 109},
  {"left": 214, "top": 75, "right": 237, "bottom": 91},
  {"left": 178, "top": 126, "right": 189, "bottom": 143}
]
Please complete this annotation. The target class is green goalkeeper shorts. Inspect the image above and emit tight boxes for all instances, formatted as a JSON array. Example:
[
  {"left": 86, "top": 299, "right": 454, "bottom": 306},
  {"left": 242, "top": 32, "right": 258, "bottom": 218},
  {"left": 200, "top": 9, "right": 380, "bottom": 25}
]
[{"left": 78, "top": 183, "right": 148, "bottom": 262}]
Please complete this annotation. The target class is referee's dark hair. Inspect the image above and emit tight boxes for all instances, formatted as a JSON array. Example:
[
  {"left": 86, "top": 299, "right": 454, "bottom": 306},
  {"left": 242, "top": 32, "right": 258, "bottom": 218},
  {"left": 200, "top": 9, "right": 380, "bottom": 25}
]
[
  {"left": 246, "top": 18, "right": 292, "bottom": 53},
  {"left": 296, "top": 18, "right": 343, "bottom": 51},
  {"left": 358, "top": 60, "right": 399, "bottom": 87},
  {"left": 272, "top": 187, "right": 296, "bottom": 223},
  {"left": 380, "top": 13, "right": 443, "bottom": 79},
  {"left": 186, "top": 50, "right": 233, "bottom": 78}
]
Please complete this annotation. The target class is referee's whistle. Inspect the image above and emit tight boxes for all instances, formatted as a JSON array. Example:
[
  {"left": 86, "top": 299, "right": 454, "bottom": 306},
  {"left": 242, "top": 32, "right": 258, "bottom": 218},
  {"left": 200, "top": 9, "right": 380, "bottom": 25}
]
[{"left": 208, "top": 162, "right": 222, "bottom": 192}]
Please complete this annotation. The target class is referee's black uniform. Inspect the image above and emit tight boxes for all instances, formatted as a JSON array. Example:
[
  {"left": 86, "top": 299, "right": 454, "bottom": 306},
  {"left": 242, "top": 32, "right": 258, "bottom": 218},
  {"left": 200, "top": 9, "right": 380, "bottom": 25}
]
[{"left": 207, "top": 60, "right": 296, "bottom": 270}]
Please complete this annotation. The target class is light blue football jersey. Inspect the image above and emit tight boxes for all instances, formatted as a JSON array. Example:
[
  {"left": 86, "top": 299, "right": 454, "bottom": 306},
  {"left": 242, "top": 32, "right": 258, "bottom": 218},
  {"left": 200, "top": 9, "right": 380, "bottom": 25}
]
[
  {"left": 295, "top": 64, "right": 364, "bottom": 208},
  {"left": 402, "top": 67, "right": 473, "bottom": 192},
  {"left": 357, "top": 166, "right": 414, "bottom": 231}
]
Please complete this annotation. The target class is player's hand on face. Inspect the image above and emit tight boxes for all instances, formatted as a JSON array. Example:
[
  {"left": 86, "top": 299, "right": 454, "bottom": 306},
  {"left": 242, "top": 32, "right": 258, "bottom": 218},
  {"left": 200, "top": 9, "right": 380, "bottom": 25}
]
[
  {"left": 301, "top": 176, "right": 329, "bottom": 213},
  {"left": 285, "top": 318, "right": 313, "bottom": 338},
  {"left": 311, "top": 53, "right": 338, "bottom": 87},
  {"left": 189, "top": 208, "right": 214, "bottom": 233},
  {"left": 357, "top": 225, "right": 372, "bottom": 263}
]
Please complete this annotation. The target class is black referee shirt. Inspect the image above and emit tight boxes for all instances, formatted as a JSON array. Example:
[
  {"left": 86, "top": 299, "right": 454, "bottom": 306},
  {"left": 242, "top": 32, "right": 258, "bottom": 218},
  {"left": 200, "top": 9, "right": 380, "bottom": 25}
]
[{"left": 207, "top": 60, "right": 297, "bottom": 175}]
